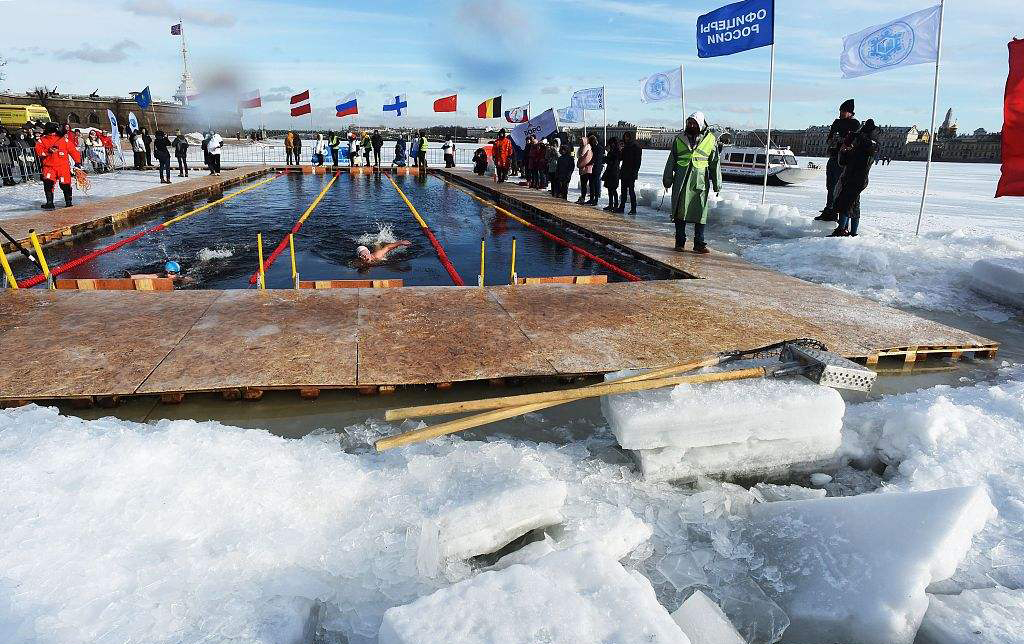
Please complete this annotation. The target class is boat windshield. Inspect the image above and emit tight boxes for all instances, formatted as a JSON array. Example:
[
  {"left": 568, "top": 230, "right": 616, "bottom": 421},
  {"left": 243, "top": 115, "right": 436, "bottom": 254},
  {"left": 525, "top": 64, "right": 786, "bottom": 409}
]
[{"left": 769, "top": 154, "right": 798, "bottom": 166}]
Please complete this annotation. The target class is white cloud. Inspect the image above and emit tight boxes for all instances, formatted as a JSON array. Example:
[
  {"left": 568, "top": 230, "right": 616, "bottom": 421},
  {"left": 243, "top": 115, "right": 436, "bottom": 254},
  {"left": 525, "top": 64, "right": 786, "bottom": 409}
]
[
  {"left": 122, "top": 0, "right": 237, "bottom": 27},
  {"left": 56, "top": 39, "right": 141, "bottom": 64}
]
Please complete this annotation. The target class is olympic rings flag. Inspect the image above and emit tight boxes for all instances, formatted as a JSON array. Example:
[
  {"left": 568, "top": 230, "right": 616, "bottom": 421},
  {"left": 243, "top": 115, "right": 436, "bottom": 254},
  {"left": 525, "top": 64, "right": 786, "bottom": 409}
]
[{"left": 840, "top": 5, "right": 941, "bottom": 79}]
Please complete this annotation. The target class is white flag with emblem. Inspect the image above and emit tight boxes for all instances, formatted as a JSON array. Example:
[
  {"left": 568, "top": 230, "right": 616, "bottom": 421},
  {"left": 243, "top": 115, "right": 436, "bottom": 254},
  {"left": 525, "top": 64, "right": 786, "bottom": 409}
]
[
  {"left": 639, "top": 67, "right": 684, "bottom": 103},
  {"left": 570, "top": 87, "right": 604, "bottom": 110},
  {"left": 841, "top": 5, "right": 941, "bottom": 79}
]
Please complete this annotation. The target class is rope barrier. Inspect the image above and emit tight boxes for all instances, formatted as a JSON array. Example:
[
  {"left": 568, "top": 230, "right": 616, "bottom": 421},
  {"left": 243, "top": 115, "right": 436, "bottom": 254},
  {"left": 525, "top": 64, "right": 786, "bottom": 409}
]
[
  {"left": 19, "top": 173, "right": 283, "bottom": 289},
  {"left": 248, "top": 171, "right": 339, "bottom": 285},
  {"left": 384, "top": 172, "right": 465, "bottom": 286},
  {"left": 438, "top": 175, "right": 642, "bottom": 283}
]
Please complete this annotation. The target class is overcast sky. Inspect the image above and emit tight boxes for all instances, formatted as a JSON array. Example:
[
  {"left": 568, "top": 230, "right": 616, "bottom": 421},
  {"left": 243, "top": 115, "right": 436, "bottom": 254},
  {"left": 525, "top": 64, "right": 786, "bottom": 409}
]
[{"left": 1, "top": 0, "right": 1019, "bottom": 132}]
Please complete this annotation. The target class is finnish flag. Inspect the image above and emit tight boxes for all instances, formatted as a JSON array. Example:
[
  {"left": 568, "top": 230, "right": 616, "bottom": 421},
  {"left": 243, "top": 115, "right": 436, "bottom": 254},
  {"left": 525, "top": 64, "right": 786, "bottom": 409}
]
[{"left": 841, "top": 5, "right": 941, "bottom": 79}]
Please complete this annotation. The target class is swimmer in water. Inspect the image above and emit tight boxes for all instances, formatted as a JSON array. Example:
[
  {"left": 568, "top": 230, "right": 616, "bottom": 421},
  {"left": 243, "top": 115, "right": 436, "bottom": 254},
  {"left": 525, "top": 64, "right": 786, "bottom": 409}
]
[{"left": 356, "top": 240, "right": 412, "bottom": 264}]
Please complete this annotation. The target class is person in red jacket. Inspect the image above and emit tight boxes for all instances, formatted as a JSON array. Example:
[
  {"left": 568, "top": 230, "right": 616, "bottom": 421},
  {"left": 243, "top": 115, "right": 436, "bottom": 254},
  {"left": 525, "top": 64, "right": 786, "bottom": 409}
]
[
  {"left": 35, "top": 122, "right": 82, "bottom": 210},
  {"left": 492, "top": 129, "right": 513, "bottom": 183}
]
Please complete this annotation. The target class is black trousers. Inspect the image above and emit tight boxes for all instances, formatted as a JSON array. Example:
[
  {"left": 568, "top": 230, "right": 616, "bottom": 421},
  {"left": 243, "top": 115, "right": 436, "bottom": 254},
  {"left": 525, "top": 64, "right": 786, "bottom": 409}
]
[
  {"left": 674, "top": 220, "right": 705, "bottom": 247},
  {"left": 588, "top": 165, "right": 603, "bottom": 202},
  {"left": 824, "top": 156, "right": 841, "bottom": 213},
  {"left": 133, "top": 151, "right": 145, "bottom": 170},
  {"left": 620, "top": 177, "right": 636, "bottom": 211},
  {"left": 157, "top": 156, "right": 171, "bottom": 181},
  {"left": 209, "top": 154, "right": 221, "bottom": 174},
  {"left": 286, "top": 149, "right": 298, "bottom": 165},
  {"left": 176, "top": 156, "right": 188, "bottom": 176},
  {"left": 43, "top": 179, "right": 72, "bottom": 205},
  {"left": 330, "top": 148, "right": 339, "bottom": 167},
  {"left": 373, "top": 148, "right": 382, "bottom": 166}
]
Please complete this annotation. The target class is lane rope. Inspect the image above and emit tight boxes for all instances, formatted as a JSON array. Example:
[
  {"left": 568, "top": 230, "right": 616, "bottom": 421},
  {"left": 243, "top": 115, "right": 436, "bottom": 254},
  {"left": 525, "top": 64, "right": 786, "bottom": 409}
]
[
  {"left": 438, "top": 175, "right": 642, "bottom": 282},
  {"left": 20, "top": 172, "right": 283, "bottom": 289},
  {"left": 385, "top": 172, "right": 465, "bottom": 286},
  {"left": 248, "top": 171, "right": 340, "bottom": 285}
]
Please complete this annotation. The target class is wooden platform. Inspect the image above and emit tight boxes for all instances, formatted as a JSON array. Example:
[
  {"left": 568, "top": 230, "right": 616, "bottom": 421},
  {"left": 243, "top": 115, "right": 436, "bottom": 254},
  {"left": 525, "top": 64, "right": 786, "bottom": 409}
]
[
  {"left": 0, "top": 167, "right": 998, "bottom": 403},
  {"left": 0, "top": 166, "right": 271, "bottom": 253}
]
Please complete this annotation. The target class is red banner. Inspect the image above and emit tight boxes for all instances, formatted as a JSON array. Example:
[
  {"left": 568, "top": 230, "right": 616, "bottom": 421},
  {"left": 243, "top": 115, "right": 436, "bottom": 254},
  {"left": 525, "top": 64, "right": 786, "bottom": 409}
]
[
  {"left": 997, "top": 39, "right": 1024, "bottom": 197},
  {"left": 433, "top": 95, "right": 457, "bottom": 112},
  {"left": 290, "top": 103, "right": 311, "bottom": 117},
  {"left": 238, "top": 91, "right": 261, "bottom": 109},
  {"left": 290, "top": 89, "right": 310, "bottom": 105}
]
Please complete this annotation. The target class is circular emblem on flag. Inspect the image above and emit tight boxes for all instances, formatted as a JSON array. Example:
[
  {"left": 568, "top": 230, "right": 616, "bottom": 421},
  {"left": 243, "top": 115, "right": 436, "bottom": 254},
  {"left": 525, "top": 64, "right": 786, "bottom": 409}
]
[
  {"left": 858, "top": 21, "right": 915, "bottom": 69},
  {"left": 644, "top": 73, "right": 672, "bottom": 101}
]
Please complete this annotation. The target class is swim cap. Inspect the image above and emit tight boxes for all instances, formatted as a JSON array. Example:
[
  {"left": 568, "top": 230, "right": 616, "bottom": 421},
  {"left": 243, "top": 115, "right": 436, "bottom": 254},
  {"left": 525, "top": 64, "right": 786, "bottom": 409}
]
[
  {"left": 356, "top": 245, "right": 371, "bottom": 260},
  {"left": 164, "top": 260, "right": 181, "bottom": 274}
]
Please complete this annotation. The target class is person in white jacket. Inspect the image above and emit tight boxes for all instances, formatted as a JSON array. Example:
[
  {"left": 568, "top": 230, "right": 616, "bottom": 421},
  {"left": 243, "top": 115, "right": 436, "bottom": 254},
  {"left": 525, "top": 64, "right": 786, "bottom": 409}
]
[
  {"left": 313, "top": 134, "right": 326, "bottom": 167},
  {"left": 206, "top": 130, "right": 223, "bottom": 175},
  {"left": 132, "top": 130, "right": 146, "bottom": 170}
]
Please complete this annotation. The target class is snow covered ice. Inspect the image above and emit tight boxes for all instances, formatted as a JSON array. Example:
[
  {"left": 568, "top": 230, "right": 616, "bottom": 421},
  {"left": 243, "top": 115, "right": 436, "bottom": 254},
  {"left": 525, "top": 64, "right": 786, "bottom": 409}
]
[
  {"left": 670, "top": 590, "right": 745, "bottom": 644},
  {"left": 379, "top": 546, "right": 689, "bottom": 644},
  {"left": 745, "top": 486, "right": 995, "bottom": 644},
  {"left": 602, "top": 370, "right": 845, "bottom": 482},
  {"left": 917, "top": 587, "right": 1024, "bottom": 644},
  {"left": 969, "top": 257, "right": 1024, "bottom": 310}
]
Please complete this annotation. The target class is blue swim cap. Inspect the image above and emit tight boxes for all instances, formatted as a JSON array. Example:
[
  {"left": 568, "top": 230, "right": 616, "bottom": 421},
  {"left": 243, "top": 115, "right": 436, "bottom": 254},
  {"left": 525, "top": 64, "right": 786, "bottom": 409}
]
[{"left": 164, "top": 260, "right": 181, "bottom": 274}]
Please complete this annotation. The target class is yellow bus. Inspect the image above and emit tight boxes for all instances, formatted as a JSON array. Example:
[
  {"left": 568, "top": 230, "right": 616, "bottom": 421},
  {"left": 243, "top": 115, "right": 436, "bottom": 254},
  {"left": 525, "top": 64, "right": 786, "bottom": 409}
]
[{"left": 0, "top": 104, "right": 52, "bottom": 127}]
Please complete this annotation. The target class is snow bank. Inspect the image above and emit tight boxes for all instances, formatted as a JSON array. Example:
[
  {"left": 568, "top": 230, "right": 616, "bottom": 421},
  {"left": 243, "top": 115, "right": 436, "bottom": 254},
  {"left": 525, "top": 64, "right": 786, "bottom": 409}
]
[
  {"left": 670, "top": 590, "right": 744, "bottom": 644},
  {"left": 970, "top": 257, "right": 1024, "bottom": 309},
  {"left": 378, "top": 546, "right": 689, "bottom": 644},
  {"left": 0, "top": 405, "right": 566, "bottom": 644},
  {"left": 603, "top": 372, "right": 844, "bottom": 482},
  {"left": 746, "top": 486, "right": 994, "bottom": 644},
  {"left": 917, "top": 587, "right": 1024, "bottom": 644}
]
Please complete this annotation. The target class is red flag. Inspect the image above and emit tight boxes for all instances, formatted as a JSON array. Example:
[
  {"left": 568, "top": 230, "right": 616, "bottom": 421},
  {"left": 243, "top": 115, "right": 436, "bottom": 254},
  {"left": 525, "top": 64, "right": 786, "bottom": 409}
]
[
  {"left": 238, "top": 90, "right": 262, "bottom": 109},
  {"left": 290, "top": 89, "right": 310, "bottom": 105},
  {"left": 997, "top": 39, "right": 1024, "bottom": 197},
  {"left": 290, "top": 103, "right": 312, "bottom": 117},
  {"left": 433, "top": 94, "right": 457, "bottom": 112}
]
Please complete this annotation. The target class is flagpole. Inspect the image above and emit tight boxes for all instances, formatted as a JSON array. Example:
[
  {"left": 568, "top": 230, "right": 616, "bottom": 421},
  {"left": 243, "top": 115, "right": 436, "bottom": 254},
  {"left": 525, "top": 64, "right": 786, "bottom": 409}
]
[
  {"left": 680, "top": 64, "right": 687, "bottom": 128},
  {"left": 602, "top": 86, "right": 607, "bottom": 144},
  {"left": 761, "top": 42, "right": 776, "bottom": 205},
  {"left": 915, "top": 0, "right": 945, "bottom": 236}
]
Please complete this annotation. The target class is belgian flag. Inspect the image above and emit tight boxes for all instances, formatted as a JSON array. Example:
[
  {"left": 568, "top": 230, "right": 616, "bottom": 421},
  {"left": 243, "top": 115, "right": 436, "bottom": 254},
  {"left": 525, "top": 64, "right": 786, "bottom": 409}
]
[{"left": 477, "top": 96, "right": 502, "bottom": 119}]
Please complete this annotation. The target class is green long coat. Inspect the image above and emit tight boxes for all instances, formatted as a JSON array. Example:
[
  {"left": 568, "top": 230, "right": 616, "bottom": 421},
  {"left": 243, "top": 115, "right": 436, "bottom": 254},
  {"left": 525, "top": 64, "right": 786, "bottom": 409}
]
[{"left": 662, "top": 132, "right": 722, "bottom": 224}]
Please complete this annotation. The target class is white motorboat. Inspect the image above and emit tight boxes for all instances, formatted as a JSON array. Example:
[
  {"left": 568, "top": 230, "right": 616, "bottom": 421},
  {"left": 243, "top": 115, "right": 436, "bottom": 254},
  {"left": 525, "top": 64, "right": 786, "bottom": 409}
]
[{"left": 720, "top": 145, "right": 822, "bottom": 186}]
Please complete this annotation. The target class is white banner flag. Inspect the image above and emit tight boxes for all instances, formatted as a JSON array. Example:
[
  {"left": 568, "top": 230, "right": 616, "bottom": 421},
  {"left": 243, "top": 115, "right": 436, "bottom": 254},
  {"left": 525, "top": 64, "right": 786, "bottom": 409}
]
[
  {"left": 127, "top": 112, "right": 139, "bottom": 133},
  {"left": 640, "top": 67, "right": 684, "bottom": 103},
  {"left": 556, "top": 106, "right": 583, "bottom": 123},
  {"left": 571, "top": 87, "right": 604, "bottom": 110},
  {"left": 511, "top": 108, "right": 558, "bottom": 149},
  {"left": 841, "top": 5, "right": 941, "bottom": 79}
]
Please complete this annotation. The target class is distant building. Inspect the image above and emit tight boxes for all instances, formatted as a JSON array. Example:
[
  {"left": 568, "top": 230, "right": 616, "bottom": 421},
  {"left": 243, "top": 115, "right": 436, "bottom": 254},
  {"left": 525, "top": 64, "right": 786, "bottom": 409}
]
[
  {"left": 936, "top": 107, "right": 958, "bottom": 140},
  {"left": 0, "top": 90, "right": 241, "bottom": 134},
  {"left": 875, "top": 125, "right": 920, "bottom": 160}
]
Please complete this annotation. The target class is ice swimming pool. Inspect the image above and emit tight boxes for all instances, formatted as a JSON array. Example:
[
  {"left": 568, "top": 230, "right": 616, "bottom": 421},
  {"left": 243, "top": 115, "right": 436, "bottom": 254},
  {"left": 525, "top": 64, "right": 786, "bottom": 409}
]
[{"left": 9, "top": 170, "right": 679, "bottom": 288}]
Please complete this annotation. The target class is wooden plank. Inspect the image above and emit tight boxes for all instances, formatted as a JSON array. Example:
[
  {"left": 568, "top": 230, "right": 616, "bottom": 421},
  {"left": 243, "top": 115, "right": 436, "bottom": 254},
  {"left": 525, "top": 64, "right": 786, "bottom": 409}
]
[
  {"left": 356, "top": 286, "right": 556, "bottom": 384},
  {"left": 0, "top": 290, "right": 220, "bottom": 398},
  {"left": 137, "top": 289, "right": 360, "bottom": 393},
  {"left": 299, "top": 279, "right": 403, "bottom": 289},
  {"left": 56, "top": 277, "right": 175, "bottom": 291},
  {"left": 516, "top": 275, "right": 608, "bottom": 285}
]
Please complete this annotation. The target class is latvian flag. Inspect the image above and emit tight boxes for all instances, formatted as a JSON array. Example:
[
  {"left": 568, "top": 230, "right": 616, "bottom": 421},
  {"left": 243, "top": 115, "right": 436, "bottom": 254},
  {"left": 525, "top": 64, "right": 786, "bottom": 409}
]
[
  {"left": 290, "top": 89, "right": 311, "bottom": 117},
  {"left": 238, "top": 90, "right": 262, "bottom": 109},
  {"left": 477, "top": 96, "right": 502, "bottom": 119},
  {"left": 336, "top": 94, "right": 358, "bottom": 117},
  {"left": 170, "top": 23, "right": 182, "bottom": 35}
]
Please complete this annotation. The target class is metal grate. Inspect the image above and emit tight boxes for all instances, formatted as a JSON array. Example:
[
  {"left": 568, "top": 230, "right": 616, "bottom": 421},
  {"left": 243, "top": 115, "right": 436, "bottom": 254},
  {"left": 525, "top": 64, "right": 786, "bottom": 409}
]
[{"left": 781, "top": 343, "right": 877, "bottom": 392}]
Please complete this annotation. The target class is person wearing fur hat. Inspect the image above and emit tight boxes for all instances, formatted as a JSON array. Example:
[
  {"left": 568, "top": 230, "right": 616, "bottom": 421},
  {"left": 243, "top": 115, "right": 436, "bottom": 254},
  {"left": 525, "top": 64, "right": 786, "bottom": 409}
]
[
  {"left": 816, "top": 99, "right": 860, "bottom": 222},
  {"left": 662, "top": 112, "right": 721, "bottom": 254},
  {"left": 34, "top": 122, "right": 82, "bottom": 210},
  {"left": 829, "top": 119, "right": 879, "bottom": 237}
]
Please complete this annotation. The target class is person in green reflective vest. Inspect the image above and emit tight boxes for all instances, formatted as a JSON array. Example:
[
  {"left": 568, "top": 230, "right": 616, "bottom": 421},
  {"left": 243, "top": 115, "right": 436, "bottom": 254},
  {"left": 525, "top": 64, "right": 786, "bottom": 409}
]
[{"left": 662, "top": 111, "right": 722, "bottom": 254}]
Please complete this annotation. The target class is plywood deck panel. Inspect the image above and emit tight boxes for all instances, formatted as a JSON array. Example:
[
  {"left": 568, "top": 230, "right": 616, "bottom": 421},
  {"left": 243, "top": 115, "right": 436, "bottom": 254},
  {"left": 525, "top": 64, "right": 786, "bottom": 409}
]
[
  {"left": 356, "top": 286, "right": 556, "bottom": 384},
  {"left": 0, "top": 166, "right": 271, "bottom": 253},
  {"left": 137, "top": 289, "right": 360, "bottom": 393},
  {"left": 0, "top": 290, "right": 219, "bottom": 398}
]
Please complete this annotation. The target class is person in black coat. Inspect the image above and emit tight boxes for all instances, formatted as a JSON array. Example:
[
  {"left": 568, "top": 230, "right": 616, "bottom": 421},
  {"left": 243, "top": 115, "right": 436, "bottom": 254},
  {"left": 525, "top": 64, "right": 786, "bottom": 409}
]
[
  {"left": 172, "top": 130, "right": 189, "bottom": 177},
  {"left": 473, "top": 147, "right": 488, "bottom": 175},
  {"left": 617, "top": 131, "right": 642, "bottom": 214},
  {"left": 141, "top": 128, "right": 153, "bottom": 168},
  {"left": 153, "top": 130, "right": 172, "bottom": 183},
  {"left": 816, "top": 99, "right": 860, "bottom": 222},
  {"left": 829, "top": 119, "right": 878, "bottom": 237},
  {"left": 602, "top": 137, "right": 621, "bottom": 212},
  {"left": 555, "top": 145, "right": 575, "bottom": 200},
  {"left": 587, "top": 137, "right": 605, "bottom": 205}
]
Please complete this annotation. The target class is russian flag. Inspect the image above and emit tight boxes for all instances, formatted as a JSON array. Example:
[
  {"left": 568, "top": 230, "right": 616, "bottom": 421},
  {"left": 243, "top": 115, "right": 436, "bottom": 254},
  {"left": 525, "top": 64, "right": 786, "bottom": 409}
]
[{"left": 336, "top": 94, "right": 358, "bottom": 118}]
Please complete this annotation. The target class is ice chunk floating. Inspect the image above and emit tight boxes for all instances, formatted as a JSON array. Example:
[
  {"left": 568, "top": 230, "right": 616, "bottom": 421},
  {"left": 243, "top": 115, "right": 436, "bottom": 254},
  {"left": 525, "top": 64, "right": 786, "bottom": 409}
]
[
  {"left": 670, "top": 590, "right": 745, "bottom": 644},
  {"left": 746, "top": 486, "right": 995, "bottom": 644},
  {"left": 603, "top": 373, "right": 845, "bottom": 482},
  {"left": 379, "top": 546, "right": 690, "bottom": 644},
  {"left": 917, "top": 587, "right": 1024, "bottom": 644}
]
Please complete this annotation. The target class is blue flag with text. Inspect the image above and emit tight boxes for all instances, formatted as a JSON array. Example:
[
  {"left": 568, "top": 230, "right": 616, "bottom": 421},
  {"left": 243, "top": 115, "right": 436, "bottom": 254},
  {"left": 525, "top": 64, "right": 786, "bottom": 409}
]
[{"left": 696, "top": 0, "right": 774, "bottom": 58}]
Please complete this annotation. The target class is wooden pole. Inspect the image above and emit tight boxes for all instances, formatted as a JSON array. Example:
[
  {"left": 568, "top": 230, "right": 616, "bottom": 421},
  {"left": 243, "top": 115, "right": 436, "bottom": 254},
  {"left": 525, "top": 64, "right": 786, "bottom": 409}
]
[
  {"left": 385, "top": 366, "right": 766, "bottom": 421},
  {"left": 376, "top": 366, "right": 767, "bottom": 451}
]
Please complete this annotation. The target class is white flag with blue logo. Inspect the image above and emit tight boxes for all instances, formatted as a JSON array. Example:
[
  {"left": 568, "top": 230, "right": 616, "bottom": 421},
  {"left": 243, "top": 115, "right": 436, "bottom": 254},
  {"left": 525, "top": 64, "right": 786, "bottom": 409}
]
[
  {"left": 841, "top": 5, "right": 941, "bottom": 79},
  {"left": 556, "top": 106, "right": 583, "bottom": 123},
  {"left": 571, "top": 87, "right": 604, "bottom": 110},
  {"left": 640, "top": 67, "right": 684, "bottom": 103}
]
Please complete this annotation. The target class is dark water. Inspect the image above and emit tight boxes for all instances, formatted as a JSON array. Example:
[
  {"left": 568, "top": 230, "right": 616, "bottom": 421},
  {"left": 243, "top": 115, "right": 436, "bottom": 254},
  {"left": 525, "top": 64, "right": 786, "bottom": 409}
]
[{"left": 10, "top": 173, "right": 676, "bottom": 288}]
